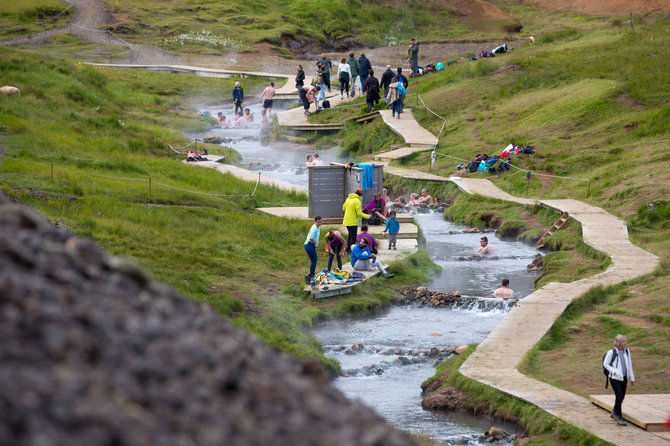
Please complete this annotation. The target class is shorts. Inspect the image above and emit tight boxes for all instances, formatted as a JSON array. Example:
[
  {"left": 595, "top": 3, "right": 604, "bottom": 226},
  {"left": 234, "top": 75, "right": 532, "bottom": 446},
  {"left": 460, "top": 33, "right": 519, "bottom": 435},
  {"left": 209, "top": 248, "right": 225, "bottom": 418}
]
[{"left": 263, "top": 99, "right": 273, "bottom": 109}]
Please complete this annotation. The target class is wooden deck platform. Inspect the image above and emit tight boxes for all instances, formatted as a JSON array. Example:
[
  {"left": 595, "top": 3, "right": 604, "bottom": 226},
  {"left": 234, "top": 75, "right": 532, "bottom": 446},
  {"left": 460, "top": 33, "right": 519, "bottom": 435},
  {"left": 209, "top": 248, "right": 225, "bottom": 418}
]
[
  {"left": 590, "top": 394, "right": 670, "bottom": 432},
  {"left": 305, "top": 238, "right": 418, "bottom": 298},
  {"left": 256, "top": 206, "right": 414, "bottom": 223}
]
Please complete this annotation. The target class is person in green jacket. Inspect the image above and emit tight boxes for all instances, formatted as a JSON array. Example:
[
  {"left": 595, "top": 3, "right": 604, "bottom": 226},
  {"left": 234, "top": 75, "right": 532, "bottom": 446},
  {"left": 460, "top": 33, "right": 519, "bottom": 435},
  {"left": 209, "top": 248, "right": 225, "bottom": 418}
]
[
  {"left": 342, "top": 188, "right": 370, "bottom": 254},
  {"left": 347, "top": 51, "right": 360, "bottom": 97}
]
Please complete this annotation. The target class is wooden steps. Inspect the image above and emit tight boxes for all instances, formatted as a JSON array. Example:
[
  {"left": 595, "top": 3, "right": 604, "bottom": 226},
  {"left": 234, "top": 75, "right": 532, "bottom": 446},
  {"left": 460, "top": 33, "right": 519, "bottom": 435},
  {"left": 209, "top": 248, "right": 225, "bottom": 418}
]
[
  {"left": 590, "top": 394, "right": 670, "bottom": 433},
  {"left": 374, "top": 146, "right": 431, "bottom": 160},
  {"left": 536, "top": 212, "right": 570, "bottom": 248}
]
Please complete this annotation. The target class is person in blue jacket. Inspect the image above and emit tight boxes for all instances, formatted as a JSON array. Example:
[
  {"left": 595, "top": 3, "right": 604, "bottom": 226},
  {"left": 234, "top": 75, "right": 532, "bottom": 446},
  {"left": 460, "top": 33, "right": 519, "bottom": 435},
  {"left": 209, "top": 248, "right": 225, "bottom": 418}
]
[
  {"left": 351, "top": 238, "right": 394, "bottom": 279},
  {"left": 232, "top": 81, "right": 244, "bottom": 115},
  {"left": 383, "top": 210, "right": 400, "bottom": 250}
]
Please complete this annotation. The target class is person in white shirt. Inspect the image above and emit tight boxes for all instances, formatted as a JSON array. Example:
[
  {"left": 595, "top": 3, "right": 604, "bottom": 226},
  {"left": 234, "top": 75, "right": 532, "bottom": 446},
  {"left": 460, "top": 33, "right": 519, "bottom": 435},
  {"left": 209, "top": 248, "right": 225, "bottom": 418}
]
[
  {"left": 603, "top": 334, "right": 635, "bottom": 426},
  {"left": 338, "top": 57, "right": 351, "bottom": 99}
]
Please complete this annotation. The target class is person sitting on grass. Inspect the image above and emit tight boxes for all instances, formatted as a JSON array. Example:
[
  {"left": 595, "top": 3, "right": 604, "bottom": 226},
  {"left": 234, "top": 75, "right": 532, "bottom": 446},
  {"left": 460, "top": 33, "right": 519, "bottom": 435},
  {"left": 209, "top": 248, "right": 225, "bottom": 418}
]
[{"left": 351, "top": 238, "right": 394, "bottom": 279}]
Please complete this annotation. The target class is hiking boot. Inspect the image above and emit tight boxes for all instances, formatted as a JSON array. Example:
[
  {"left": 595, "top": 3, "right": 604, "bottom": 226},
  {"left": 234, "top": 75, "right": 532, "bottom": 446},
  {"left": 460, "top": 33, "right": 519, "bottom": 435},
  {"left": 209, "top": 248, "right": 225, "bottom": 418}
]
[
  {"left": 393, "top": 245, "right": 397, "bottom": 250},
  {"left": 384, "top": 273, "right": 395, "bottom": 279},
  {"left": 616, "top": 417, "right": 627, "bottom": 426},
  {"left": 610, "top": 412, "right": 616, "bottom": 420},
  {"left": 304, "top": 274, "right": 313, "bottom": 285}
]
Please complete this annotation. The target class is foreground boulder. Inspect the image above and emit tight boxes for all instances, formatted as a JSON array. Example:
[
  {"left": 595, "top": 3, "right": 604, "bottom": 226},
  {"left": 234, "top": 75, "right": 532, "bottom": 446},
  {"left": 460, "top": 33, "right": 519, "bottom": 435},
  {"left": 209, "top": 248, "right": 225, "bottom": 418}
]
[{"left": 0, "top": 195, "right": 419, "bottom": 446}]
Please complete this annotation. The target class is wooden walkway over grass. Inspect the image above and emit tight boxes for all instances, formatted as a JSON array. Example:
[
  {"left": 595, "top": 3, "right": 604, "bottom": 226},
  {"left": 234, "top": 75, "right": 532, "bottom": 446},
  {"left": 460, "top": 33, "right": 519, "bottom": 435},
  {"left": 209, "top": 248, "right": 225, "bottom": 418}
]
[
  {"left": 88, "top": 63, "right": 308, "bottom": 99},
  {"left": 451, "top": 179, "right": 666, "bottom": 446}
]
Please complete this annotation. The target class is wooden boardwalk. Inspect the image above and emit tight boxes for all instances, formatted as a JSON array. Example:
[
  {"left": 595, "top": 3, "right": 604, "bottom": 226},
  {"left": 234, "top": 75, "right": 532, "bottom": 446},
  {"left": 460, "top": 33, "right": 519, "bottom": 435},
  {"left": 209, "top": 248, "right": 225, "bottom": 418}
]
[
  {"left": 452, "top": 179, "right": 666, "bottom": 446},
  {"left": 590, "top": 394, "right": 670, "bottom": 432},
  {"left": 87, "top": 63, "right": 308, "bottom": 99},
  {"left": 379, "top": 109, "right": 438, "bottom": 149},
  {"left": 183, "top": 157, "right": 306, "bottom": 193},
  {"left": 276, "top": 93, "right": 356, "bottom": 131}
]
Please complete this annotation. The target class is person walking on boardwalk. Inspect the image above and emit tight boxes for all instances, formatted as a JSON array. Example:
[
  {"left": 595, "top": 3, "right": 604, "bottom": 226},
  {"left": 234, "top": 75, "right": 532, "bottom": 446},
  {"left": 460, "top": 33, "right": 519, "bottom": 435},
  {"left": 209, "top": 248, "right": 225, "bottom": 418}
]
[
  {"left": 362, "top": 69, "right": 380, "bottom": 113},
  {"left": 295, "top": 64, "right": 305, "bottom": 90},
  {"left": 358, "top": 53, "right": 372, "bottom": 91},
  {"left": 304, "top": 216, "right": 323, "bottom": 284},
  {"left": 317, "top": 52, "right": 333, "bottom": 92},
  {"left": 338, "top": 57, "right": 351, "bottom": 99},
  {"left": 395, "top": 67, "right": 409, "bottom": 115},
  {"left": 259, "top": 81, "right": 275, "bottom": 122},
  {"left": 232, "top": 81, "right": 244, "bottom": 115},
  {"left": 314, "top": 63, "right": 327, "bottom": 108},
  {"left": 342, "top": 188, "right": 370, "bottom": 254},
  {"left": 603, "top": 334, "right": 635, "bottom": 426},
  {"left": 347, "top": 51, "right": 360, "bottom": 97},
  {"left": 387, "top": 76, "right": 401, "bottom": 117},
  {"left": 408, "top": 38, "right": 420, "bottom": 77},
  {"left": 380, "top": 65, "right": 395, "bottom": 101}
]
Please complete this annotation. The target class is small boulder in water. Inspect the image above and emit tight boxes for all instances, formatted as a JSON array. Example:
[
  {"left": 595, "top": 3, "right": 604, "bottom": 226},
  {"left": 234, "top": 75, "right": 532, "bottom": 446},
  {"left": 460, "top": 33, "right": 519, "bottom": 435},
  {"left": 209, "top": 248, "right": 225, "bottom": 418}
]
[
  {"left": 202, "top": 135, "right": 224, "bottom": 144},
  {"left": 351, "top": 343, "right": 364, "bottom": 351}
]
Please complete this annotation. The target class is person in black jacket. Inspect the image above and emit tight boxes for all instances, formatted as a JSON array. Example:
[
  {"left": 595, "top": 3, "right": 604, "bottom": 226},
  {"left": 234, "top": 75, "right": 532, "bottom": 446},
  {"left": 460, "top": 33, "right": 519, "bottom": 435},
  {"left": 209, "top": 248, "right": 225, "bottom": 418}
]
[
  {"left": 380, "top": 65, "right": 395, "bottom": 101},
  {"left": 232, "top": 82, "right": 244, "bottom": 115},
  {"left": 362, "top": 69, "right": 380, "bottom": 112},
  {"left": 358, "top": 53, "right": 371, "bottom": 91},
  {"left": 295, "top": 65, "right": 305, "bottom": 90}
]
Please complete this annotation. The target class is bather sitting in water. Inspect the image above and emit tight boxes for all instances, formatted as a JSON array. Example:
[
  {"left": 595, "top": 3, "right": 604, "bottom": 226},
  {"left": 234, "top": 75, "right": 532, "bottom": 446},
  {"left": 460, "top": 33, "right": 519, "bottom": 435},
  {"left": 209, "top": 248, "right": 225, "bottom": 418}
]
[
  {"left": 231, "top": 112, "right": 248, "bottom": 127},
  {"left": 493, "top": 278, "right": 514, "bottom": 299},
  {"left": 477, "top": 236, "right": 495, "bottom": 257}
]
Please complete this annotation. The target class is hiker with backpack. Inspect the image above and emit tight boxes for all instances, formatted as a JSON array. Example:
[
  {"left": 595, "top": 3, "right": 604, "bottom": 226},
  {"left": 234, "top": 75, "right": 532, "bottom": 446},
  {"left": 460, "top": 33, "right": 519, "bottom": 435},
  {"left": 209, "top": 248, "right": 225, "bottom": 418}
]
[
  {"left": 603, "top": 334, "right": 635, "bottom": 426},
  {"left": 387, "top": 76, "right": 401, "bottom": 118},
  {"left": 395, "top": 68, "right": 408, "bottom": 116}
]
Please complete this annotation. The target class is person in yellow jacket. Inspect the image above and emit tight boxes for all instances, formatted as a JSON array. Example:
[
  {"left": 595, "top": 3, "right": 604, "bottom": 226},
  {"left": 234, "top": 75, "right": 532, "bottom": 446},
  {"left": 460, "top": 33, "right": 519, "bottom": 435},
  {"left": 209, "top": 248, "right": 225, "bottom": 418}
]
[{"left": 342, "top": 188, "right": 370, "bottom": 254}]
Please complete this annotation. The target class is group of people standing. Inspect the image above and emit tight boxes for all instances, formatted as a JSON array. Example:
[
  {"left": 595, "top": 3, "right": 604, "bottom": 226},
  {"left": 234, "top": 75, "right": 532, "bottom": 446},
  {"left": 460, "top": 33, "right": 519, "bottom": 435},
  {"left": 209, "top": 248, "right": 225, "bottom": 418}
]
[
  {"left": 295, "top": 39, "right": 418, "bottom": 115},
  {"left": 304, "top": 188, "right": 401, "bottom": 284}
]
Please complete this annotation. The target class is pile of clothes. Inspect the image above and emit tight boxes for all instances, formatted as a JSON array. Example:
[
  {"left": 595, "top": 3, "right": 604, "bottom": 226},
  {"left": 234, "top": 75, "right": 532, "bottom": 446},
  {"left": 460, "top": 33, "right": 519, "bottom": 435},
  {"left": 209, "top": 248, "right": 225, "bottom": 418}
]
[
  {"left": 186, "top": 150, "right": 208, "bottom": 162},
  {"left": 459, "top": 143, "right": 534, "bottom": 175},
  {"left": 312, "top": 269, "right": 365, "bottom": 287}
]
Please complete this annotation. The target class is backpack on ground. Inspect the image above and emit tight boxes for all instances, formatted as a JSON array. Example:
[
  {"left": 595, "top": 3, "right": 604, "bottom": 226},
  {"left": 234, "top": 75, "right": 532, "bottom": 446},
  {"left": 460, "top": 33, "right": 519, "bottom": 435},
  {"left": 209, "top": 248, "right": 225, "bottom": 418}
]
[
  {"left": 397, "top": 84, "right": 406, "bottom": 99},
  {"left": 322, "top": 100, "right": 331, "bottom": 109},
  {"left": 602, "top": 347, "right": 617, "bottom": 388}
]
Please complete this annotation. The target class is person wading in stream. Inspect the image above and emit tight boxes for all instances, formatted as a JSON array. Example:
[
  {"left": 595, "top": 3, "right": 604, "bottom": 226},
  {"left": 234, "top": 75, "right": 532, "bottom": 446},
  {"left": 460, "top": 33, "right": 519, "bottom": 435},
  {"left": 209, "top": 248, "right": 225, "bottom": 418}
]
[{"left": 342, "top": 189, "right": 370, "bottom": 254}]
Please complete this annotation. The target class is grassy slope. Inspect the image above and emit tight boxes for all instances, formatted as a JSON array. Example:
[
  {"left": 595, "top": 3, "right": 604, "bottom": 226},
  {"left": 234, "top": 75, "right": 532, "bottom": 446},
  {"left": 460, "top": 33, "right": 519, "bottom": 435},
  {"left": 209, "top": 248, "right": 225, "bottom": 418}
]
[
  {"left": 0, "top": 0, "right": 70, "bottom": 41},
  {"left": 100, "top": 0, "right": 518, "bottom": 52},
  {"left": 321, "top": 5, "right": 670, "bottom": 413},
  {"left": 0, "top": 47, "right": 438, "bottom": 371}
]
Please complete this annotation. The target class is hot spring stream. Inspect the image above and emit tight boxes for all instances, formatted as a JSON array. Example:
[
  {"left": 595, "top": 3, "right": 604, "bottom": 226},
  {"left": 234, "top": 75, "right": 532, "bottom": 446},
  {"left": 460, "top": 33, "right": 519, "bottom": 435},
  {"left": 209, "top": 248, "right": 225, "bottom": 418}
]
[{"left": 197, "top": 100, "right": 540, "bottom": 444}]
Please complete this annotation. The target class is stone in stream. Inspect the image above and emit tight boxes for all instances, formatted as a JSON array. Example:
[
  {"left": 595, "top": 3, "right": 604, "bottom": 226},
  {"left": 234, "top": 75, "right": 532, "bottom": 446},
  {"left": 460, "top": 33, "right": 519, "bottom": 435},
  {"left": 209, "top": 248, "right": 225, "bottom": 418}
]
[{"left": 0, "top": 195, "right": 422, "bottom": 446}]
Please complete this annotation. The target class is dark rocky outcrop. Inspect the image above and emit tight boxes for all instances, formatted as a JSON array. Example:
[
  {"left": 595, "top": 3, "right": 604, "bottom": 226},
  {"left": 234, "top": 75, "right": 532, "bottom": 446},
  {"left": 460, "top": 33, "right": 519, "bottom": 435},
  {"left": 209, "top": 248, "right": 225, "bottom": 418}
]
[{"left": 0, "top": 195, "right": 420, "bottom": 446}]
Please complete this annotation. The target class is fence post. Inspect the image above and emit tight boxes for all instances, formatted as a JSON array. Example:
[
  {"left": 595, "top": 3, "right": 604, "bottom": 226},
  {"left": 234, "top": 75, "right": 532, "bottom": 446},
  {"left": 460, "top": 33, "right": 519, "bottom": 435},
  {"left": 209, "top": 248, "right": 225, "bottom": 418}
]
[
  {"left": 586, "top": 179, "right": 592, "bottom": 198},
  {"left": 526, "top": 171, "right": 531, "bottom": 197},
  {"left": 51, "top": 164, "right": 54, "bottom": 184},
  {"left": 248, "top": 193, "right": 252, "bottom": 210},
  {"left": 149, "top": 177, "right": 152, "bottom": 197},
  {"left": 194, "top": 138, "right": 197, "bottom": 151},
  {"left": 630, "top": 12, "right": 635, "bottom": 33}
]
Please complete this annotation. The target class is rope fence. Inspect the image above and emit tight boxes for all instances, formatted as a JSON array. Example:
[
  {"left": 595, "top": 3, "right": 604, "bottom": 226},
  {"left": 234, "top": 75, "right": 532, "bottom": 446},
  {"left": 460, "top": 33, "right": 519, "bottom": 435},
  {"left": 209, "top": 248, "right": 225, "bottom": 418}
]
[
  {"left": 0, "top": 154, "right": 262, "bottom": 205},
  {"left": 70, "top": 24, "right": 134, "bottom": 48}
]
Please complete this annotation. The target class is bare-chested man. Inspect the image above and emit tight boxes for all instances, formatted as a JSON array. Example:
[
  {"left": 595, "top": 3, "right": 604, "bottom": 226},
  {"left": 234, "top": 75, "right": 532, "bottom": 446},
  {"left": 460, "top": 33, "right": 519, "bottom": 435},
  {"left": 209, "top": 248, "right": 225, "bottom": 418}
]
[{"left": 259, "top": 81, "right": 276, "bottom": 123}]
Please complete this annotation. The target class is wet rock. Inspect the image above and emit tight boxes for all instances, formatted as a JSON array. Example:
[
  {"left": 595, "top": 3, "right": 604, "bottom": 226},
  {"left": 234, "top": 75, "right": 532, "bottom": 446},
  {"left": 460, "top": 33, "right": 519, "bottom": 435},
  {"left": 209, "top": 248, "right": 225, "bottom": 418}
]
[
  {"left": 421, "top": 386, "right": 470, "bottom": 411},
  {"left": 453, "top": 345, "right": 468, "bottom": 355},
  {"left": 0, "top": 194, "right": 421, "bottom": 446},
  {"left": 394, "top": 357, "right": 411, "bottom": 365},
  {"left": 351, "top": 343, "right": 364, "bottom": 351},
  {"left": 527, "top": 254, "right": 544, "bottom": 271},
  {"left": 201, "top": 135, "right": 224, "bottom": 144},
  {"left": 481, "top": 426, "right": 515, "bottom": 444},
  {"left": 395, "top": 287, "right": 462, "bottom": 307},
  {"left": 429, "top": 347, "right": 441, "bottom": 357}
]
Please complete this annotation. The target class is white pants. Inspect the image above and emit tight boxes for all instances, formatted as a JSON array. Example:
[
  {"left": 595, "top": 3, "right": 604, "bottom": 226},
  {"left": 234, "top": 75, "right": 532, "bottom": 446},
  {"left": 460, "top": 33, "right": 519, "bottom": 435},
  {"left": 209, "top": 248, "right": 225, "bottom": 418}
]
[{"left": 354, "top": 259, "right": 387, "bottom": 275}]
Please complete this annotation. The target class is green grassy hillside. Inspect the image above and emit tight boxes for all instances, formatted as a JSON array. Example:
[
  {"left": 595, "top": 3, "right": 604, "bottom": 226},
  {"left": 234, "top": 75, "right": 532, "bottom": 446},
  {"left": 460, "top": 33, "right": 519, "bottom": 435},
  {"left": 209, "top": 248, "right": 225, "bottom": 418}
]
[{"left": 102, "top": 0, "right": 519, "bottom": 53}]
